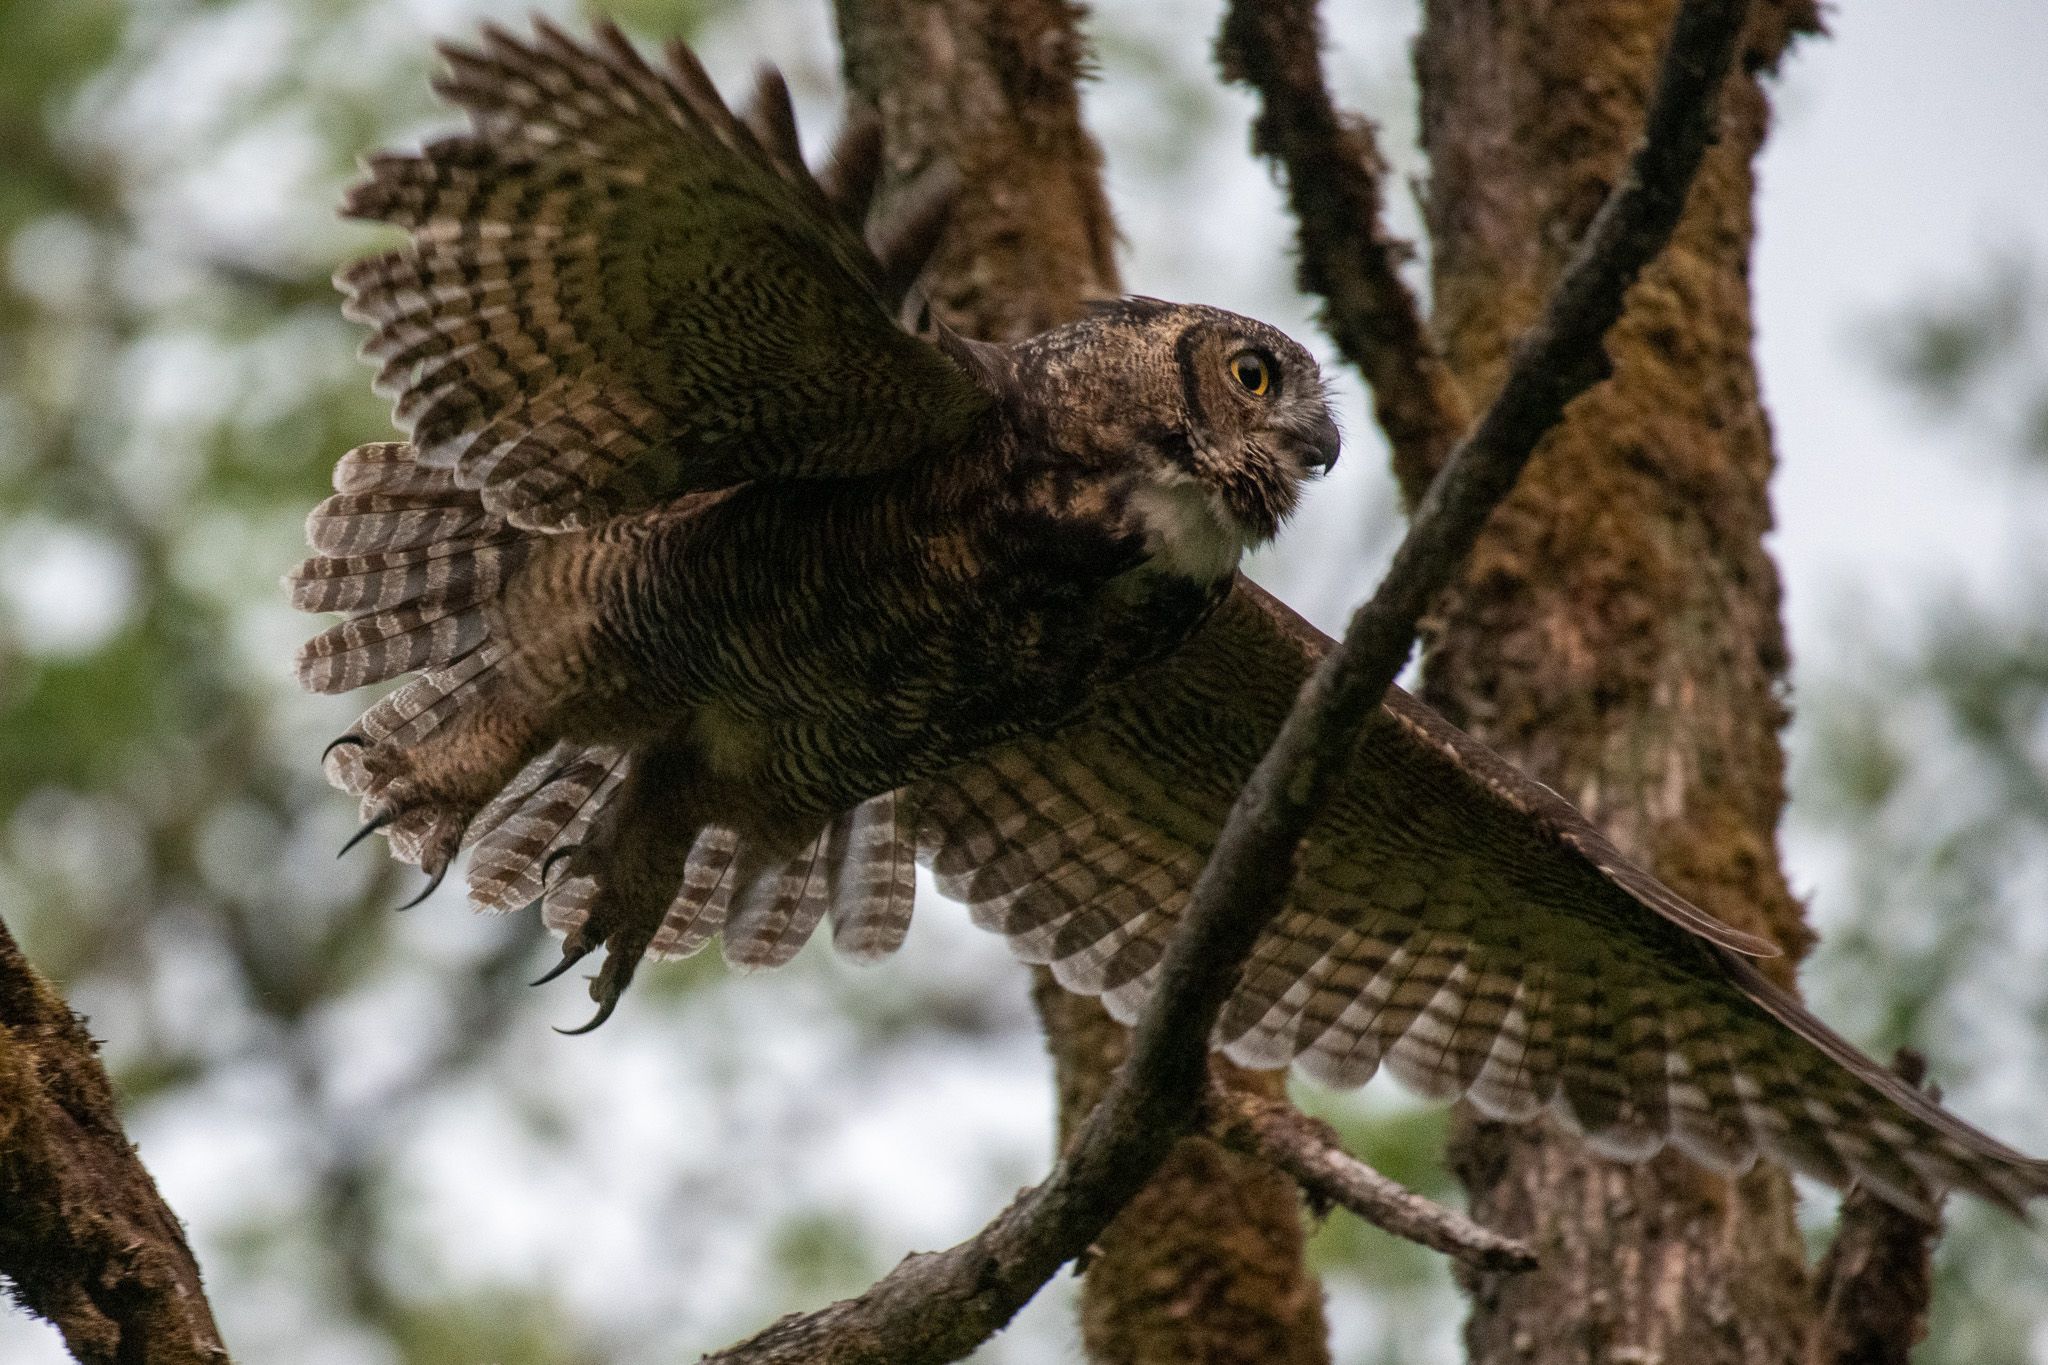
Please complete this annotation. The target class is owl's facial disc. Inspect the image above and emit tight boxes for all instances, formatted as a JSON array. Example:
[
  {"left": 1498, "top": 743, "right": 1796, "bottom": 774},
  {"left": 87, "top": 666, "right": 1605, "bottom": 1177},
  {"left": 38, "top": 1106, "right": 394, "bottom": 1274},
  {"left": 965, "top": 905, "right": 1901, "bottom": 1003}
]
[
  {"left": 1016, "top": 298, "right": 1339, "bottom": 573},
  {"left": 1168, "top": 316, "right": 1339, "bottom": 546}
]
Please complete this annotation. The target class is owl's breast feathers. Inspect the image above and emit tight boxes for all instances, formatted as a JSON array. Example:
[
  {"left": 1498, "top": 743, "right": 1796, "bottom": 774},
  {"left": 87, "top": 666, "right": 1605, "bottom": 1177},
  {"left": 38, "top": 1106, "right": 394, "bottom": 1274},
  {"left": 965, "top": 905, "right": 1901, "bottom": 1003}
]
[{"left": 551, "top": 424, "right": 1238, "bottom": 817}]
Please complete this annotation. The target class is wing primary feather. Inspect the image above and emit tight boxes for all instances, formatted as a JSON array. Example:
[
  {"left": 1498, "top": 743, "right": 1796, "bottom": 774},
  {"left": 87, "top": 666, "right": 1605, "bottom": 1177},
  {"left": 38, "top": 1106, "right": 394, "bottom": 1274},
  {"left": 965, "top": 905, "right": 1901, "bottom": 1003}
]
[
  {"left": 868, "top": 167, "right": 959, "bottom": 311},
  {"left": 821, "top": 115, "right": 883, "bottom": 229},
  {"left": 661, "top": 38, "right": 741, "bottom": 136},
  {"left": 740, "top": 66, "right": 806, "bottom": 181},
  {"left": 337, "top": 21, "right": 992, "bottom": 528}
]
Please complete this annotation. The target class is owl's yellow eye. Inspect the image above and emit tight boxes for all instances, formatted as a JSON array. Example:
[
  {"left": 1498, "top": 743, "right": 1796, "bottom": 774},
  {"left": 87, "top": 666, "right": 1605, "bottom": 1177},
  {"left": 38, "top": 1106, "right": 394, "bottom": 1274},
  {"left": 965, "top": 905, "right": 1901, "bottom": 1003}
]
[{"left": 1230, "top": 351, "right": 1273, "bottom": 397}]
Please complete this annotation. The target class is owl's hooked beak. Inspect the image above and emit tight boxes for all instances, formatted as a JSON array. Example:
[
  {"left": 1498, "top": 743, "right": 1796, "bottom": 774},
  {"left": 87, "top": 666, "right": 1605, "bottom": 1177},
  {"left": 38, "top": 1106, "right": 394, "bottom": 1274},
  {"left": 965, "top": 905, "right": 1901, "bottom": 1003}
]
[{"left": 1303, "top": 409, "right": 1341, "bottom": 476}]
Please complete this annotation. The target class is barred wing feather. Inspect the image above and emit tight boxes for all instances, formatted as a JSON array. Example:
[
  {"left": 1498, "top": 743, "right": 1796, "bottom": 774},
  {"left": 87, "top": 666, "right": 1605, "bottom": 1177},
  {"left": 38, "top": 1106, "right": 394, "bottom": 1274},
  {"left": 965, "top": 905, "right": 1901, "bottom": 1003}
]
[
  {"left": 911, "top": 578, "right": 2048, "bottom": 1218},
  {"left": 334, "top": 20, "right": 987, "bottom": 533}
]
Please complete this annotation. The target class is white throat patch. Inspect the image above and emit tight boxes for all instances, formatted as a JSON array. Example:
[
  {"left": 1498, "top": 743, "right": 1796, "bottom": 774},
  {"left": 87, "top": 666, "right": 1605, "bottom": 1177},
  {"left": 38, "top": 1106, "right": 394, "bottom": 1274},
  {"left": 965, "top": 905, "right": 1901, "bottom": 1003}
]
[{"left": 1129, "top": 475, "right": 1247, "bottom": 583}]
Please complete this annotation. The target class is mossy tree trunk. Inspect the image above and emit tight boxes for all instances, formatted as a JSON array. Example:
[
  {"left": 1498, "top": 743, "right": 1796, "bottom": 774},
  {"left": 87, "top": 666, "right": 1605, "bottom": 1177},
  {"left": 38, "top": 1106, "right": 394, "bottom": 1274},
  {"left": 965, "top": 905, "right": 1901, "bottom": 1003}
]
[{"left": 1411, "top": 1, "right": 1827, "bottom": 1360}]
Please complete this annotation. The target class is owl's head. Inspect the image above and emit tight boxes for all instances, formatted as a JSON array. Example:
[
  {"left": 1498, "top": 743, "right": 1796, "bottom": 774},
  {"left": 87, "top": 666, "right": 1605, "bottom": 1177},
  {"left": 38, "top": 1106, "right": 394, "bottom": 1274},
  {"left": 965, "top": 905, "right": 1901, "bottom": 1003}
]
[{"left": 999, "top": 298, "right": 1339, "bottom": 570}]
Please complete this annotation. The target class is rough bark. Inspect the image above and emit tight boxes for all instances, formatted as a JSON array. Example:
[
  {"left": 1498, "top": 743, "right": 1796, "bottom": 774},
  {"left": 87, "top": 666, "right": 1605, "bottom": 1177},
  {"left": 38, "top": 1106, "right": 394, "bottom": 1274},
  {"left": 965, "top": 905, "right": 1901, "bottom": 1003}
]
[
  {"left": 832, "top": 4, "right": 1331, "bottom": 1360},
  {"left": 1804, "top": 1187, "right": 1939, "bottom": 1365},
  {"left": 1412, "top": 1, "right": 1826, "bottom": 1361},
  {"left": 0, "top": 918, "right": 230, "bottom": 1364}
]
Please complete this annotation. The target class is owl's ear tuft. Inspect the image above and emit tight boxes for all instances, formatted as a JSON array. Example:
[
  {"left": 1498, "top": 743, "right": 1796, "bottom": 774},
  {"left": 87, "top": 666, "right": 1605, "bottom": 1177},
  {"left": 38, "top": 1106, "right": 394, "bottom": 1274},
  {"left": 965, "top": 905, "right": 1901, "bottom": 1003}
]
[
  {"left": 928, "top": 320, "right": 1011, "bottom": 395},
  {"left": 1083, "top": 294, "right": 1176, "bottom": 323},
  {"left": 821, "top": 115, "right": 885, "bottom": 229},
  {"left": 868, "top": 165, "right": 959, "bottom": 311}
]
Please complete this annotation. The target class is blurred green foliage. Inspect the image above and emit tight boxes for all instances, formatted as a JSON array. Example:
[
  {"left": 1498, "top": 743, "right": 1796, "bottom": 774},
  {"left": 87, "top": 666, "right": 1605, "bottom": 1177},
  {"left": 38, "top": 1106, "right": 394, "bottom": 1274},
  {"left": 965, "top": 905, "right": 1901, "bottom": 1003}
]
[
  {"left": 0, "top": 1, "right": 722, "bottom": 1359},
  {"left": 1789, "top": 256, "right": 2048, "bottom": 1365}
]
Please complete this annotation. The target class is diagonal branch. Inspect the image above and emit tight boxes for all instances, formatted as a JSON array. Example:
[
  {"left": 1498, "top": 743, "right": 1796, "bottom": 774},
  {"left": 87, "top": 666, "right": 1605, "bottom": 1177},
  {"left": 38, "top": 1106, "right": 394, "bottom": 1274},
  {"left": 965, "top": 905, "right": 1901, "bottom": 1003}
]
[
  {"left": 0, "top": 917, "right": 231, "bottom": 1364},
  {"left": 1217, "top": 0, "right": 1470, "bottom": 492},
  {"left": 700, "top": 1, "right": 1750, "bottom": 1360}
]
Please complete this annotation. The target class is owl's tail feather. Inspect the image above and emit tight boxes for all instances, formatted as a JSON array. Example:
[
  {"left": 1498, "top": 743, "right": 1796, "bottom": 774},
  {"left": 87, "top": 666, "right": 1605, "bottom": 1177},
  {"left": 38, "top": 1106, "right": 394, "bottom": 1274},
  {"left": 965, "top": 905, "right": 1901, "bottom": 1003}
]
[
  {"left": 826, "top": 791, "right": 920, "bottom": 962},
  {"left": 512, "top": 783, "right": 919, "bottom": 1028},
  {"left": 576, "top": 793, "right": 915, "bottom": 975},
  {"left": 296, "top": 442, "right": 559, "bottom": 888},
  {"left": 566, "top": 791, "right": 916, "bottom": 975},
  {"left": 706, "top": 791, "right": 918, "bottom": 969},
  {"left": 291, "top": 442, "right": 531, "bottom": 698}
]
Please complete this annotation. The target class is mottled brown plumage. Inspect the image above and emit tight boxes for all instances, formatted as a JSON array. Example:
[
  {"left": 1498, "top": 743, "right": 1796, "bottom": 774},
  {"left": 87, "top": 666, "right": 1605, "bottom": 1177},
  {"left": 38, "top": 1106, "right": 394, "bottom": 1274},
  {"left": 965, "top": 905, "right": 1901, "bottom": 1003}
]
[{"left": 294, "top": 20, "right": 2047, "bottom": 1216}]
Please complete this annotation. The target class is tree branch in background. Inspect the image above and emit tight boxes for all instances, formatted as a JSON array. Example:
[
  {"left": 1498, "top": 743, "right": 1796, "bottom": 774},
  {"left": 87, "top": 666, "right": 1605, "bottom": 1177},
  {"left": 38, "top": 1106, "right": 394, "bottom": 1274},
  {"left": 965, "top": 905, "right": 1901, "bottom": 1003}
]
[
  {"left": 0, "top": 918, "right": 230, "bottom": 1365},
  {"left": 700, "top": 1, "right": 1751, "bottom": 1359},
  {"left": 1203, "top": 1086, "right": 1535, "bottom": 1273},
  {"left": 1804, "top": 1051, "right": 1942, "bottom": 1365},
  {"left": 1217, "top": 0, "right": 1470, "bottom": 494}
]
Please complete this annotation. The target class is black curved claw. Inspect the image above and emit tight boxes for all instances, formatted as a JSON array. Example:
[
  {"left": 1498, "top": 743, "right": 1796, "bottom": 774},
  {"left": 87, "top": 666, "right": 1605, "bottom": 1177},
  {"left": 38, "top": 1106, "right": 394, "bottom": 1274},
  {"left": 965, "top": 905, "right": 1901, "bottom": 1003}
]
[
  {"left": 553, "top": 991, "right": 621, "bottom": 1037},
  {"left": 337, "top": 812, "right": 394, "bottom": 859},
  {"left": 530, "top": 937, "right": 595, "bottom": 988},
  {"left": 392, "top": 860, "right": 449, "bottom": 912},
  {"left": 539, "top": 843, "right": 583, "bottom": 884},
  {"left": 553, "top": 941, "right": 643, "bottom": 1035},
  {"left": 321, "top": 732, "right": 368, "bottom": 766}
]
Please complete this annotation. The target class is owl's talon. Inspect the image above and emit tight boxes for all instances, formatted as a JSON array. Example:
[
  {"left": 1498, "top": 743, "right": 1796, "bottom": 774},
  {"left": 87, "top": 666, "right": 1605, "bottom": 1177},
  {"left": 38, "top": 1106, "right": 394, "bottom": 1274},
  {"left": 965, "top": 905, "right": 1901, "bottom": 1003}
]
[
  {"left": 553, "top": 990, "right": 620, "bottom": 1036},
  {"left": 338, "top": 811, "right": 394, "bottom": 859},
  {"left": 530, "top": 938, "right": 595, "bottom": 988},
  {"left": 393, "top": 859, "right": 450, "bottom": 912},
  {"left": 322, "top": 733, "right": 368, "bottom": 765}
]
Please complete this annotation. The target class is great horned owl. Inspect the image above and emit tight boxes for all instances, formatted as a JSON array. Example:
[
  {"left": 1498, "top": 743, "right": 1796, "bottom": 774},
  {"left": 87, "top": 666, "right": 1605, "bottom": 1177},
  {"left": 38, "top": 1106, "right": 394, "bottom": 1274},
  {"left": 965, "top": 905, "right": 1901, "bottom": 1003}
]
[{"left": 293, "top": 21, "right": 2046, "bottom": 1217}]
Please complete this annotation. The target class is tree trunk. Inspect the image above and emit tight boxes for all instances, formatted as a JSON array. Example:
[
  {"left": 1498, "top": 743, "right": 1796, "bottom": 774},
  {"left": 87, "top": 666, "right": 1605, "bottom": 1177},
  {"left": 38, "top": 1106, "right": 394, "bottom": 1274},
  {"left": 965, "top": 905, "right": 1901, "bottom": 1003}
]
[
  {"left": 832, "top": 4, "right": 1329, "bottom": 1361},
  {"left": 1411, "top": 1, "right": 1825, "bottom": 1361}
]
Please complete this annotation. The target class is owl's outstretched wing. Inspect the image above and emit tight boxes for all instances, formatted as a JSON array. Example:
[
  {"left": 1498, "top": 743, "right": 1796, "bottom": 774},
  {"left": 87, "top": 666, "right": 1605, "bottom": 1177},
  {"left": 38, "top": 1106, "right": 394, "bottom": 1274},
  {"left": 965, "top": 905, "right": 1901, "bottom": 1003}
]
[
  {"left": 910, "top": 579, "right": 2048, "bottom": 1217},
  {"left": 334, "top": 20, "right": 987, "bottom": 531}
]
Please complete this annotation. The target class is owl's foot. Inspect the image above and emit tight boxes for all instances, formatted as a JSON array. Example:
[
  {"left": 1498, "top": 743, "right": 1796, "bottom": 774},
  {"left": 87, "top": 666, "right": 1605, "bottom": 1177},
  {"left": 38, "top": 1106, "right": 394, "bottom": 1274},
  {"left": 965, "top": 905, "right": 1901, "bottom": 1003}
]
[
  {"left": 331, "top": 701, "right": 545, "bottom": 902},
  {"left": 524, "top": 741, "right": 852, "bottom": 1031},
  {"left": 531, "top": 742, "right": 747, "bottom": 1032},
  {"left": 540, "top": 836, "right": 676, "bottom": 1034}
]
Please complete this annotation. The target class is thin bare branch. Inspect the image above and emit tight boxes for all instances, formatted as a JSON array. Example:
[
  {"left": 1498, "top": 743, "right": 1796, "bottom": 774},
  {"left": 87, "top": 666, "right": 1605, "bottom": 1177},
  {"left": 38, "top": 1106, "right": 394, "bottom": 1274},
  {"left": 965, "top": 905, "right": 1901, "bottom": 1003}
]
[
  {"left": 1204, "top": 1086, "right": 1535, "bottom": 1273},
  {"left": 1217, "top": 0, "right": 1470, "bottom": 492},
  {"left": 1804, "top": 1052, "right": 1942, "bottom": 1365},
  {"left": 700, "top": 1, "right": 1750, "bottom": 1359},
  {"left": 0, "top": 917, "right": 231, "bottom": 1365}
]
